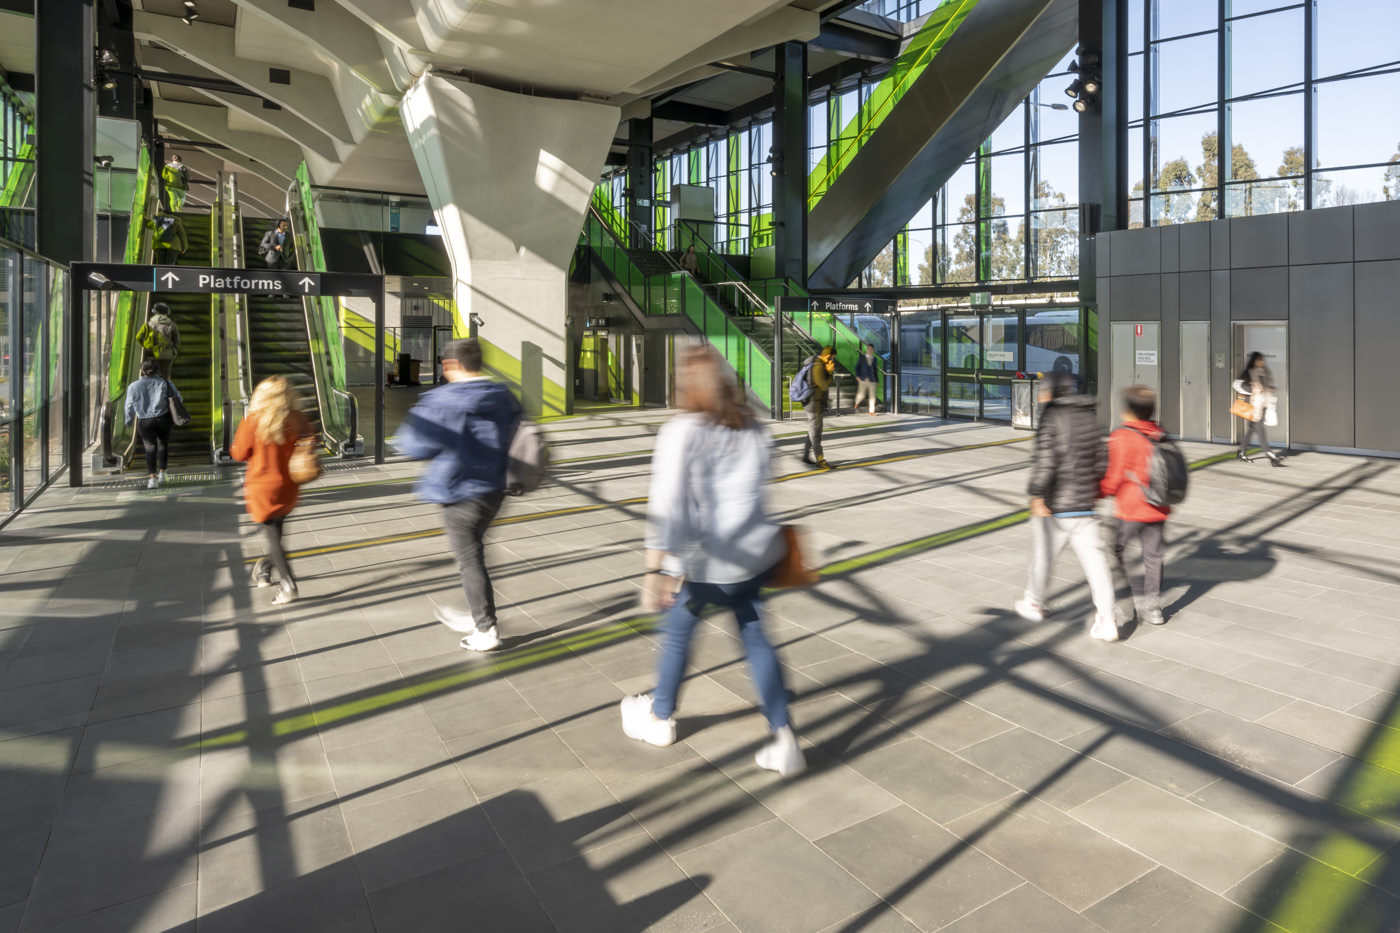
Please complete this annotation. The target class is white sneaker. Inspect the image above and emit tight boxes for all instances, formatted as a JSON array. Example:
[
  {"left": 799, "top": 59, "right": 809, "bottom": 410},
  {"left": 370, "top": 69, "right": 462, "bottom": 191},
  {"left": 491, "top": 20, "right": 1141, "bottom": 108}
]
[
  {"left": 1144, "top": 608, "right": 1166, "bottom": 626},
  {"left": 460, "top": 626, "right": 500, "bottom": 652},
  {"left": 434, "top": 605, "right": 476, "bottom": 633},
  {"left": 620, "top": 694, "right": 676, "bottom": 747},
  {"left": 272, "top": 581, "right": 298, "bottom": 605},
  {"left": 158, "top": 471, "right": 168, "bottom": 485},
  {"left": 146, "top": 476, "right": 158, "bottom": 489},
  {"left": 1014, "top": 597, "right": 1046, "bottom": 623},
  {"left": 755, "top": 725, "right": 806, "bottom": 777},
  {"left": 250, "top": 558, "right": 273, "bottom": 588},
  {"left": 1089, "top": 613, "right": 1119, "bottom": 642}
]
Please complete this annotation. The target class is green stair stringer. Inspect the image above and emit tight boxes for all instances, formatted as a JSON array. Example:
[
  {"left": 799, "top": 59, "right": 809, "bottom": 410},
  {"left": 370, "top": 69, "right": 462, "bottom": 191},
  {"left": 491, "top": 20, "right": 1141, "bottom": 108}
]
[
  {"left": 0, "top": 140, "right": 34, "bottom": 209},
  {"left": 807, "top": 0, "right": 980, "bottom": 210},
  {"left": 580, "top": 208, "right": 773, "bottom": 411}
]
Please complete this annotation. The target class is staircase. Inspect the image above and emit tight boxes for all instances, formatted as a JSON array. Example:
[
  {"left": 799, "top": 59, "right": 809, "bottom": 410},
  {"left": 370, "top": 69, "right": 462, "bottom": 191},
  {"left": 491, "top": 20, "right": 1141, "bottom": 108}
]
[
  {"left": 162, "top": 214, "right": 215, "bottom": 465},
  {"left": 242, "top": 217, "right": 323, "bottom": 439}
]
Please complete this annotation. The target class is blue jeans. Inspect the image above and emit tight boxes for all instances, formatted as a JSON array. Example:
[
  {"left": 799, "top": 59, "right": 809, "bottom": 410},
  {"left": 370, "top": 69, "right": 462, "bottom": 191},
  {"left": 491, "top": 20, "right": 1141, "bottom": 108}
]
[{"left": 651, "top": 569, "right": 790, "bottom": 730}]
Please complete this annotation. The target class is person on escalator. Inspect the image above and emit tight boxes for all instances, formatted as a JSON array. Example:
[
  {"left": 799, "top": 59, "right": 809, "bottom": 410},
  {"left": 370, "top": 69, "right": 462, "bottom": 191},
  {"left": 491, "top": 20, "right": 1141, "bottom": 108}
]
[
  {"left": 149, "top": 213, "right": 187, "bottom": 265},
  {"left": 137, "top": 304, "right": 180, "bottom": 380},
  {"left": 124, "top": 357, "right": 181, "bottom": 489},
  {"left": 233, "top": 376, "right": 313, "bottom": 606},
  {"left": 162, "top": 154, "right": 189, "bottom": 213},
  {"left": 259, "top": 218, "right": 293, "bottom": 270}
]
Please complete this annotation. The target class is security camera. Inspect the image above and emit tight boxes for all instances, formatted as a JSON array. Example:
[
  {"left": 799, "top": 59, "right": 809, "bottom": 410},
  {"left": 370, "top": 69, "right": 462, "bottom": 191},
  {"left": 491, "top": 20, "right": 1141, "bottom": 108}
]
[
  {"left": 469, "top": 312, "right": 485, "bottom": 329},
  {"left": 95, "top": 154, "right": 114, "bottom": 168},
  {"left": 87, "top": 272, "right": 118, "bottom": 291}
]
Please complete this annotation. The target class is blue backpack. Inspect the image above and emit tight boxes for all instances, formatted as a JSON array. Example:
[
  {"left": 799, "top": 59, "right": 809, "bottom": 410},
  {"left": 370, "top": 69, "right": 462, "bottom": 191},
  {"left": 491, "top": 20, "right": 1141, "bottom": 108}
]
[{"left": 789, "top": 358, "right": 816, "bottom": 405}]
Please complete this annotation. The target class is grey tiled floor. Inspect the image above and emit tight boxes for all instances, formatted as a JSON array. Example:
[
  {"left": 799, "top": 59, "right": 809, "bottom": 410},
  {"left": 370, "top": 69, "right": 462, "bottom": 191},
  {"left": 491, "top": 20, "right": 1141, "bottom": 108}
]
[{"left": 2, "top": 410, "right": 1400, "bottom": 931}]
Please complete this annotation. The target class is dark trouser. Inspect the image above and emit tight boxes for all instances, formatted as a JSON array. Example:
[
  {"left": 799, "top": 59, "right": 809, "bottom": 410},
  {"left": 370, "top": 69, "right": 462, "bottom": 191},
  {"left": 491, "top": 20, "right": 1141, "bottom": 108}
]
[
  {"left": 136, "top": 414, "right": 173, "bottom": 474},
  {"left": 650, "top": 565, "right": 790, "bottom": 730},
  {"left": 1114, "top": 520, "right": 1165, "bottom": 608},
  {"left": 265, "top": 252, "right": 291, "bottom": 270},
  {"left": 1239, "top": 419, "right": 1270, "bottom": 455},
  {"left": 442, "top": 493, "right": 506, "bottom": 631},
  {"left": 801, "top": 402, "right": 824, "bottom": 460},
  {"left": 261, "top": 515, "right": 294, "bottom": 586},
  {"left": 154, "top": 246, "right": 179, "bottom": 264}
]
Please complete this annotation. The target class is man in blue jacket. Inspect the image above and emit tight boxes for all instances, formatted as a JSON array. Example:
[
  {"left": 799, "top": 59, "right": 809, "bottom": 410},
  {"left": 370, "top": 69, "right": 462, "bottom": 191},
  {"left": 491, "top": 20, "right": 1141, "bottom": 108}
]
[
  {"left": 395, "top": 338, "right": 522, "bottom": 651},
  {"left": 853, "top": 343, "right": 880, "bottom": 415}
]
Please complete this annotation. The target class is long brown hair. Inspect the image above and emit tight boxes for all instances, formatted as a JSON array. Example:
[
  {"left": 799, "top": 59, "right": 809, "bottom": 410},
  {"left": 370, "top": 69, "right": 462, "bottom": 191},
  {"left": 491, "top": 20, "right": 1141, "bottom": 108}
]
[
  {"left": 247, "top": 376, "right": 298, "bottom": 445},
  {"left": 676, "top": 344, "right": 753, "bottom": 430}
]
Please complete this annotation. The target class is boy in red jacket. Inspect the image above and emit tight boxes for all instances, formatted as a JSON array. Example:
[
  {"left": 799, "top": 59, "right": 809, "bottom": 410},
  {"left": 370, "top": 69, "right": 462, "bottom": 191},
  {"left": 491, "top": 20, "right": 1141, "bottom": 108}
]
[{"left": 1101, "top": 385, "right": 1170, "bottom": 626}]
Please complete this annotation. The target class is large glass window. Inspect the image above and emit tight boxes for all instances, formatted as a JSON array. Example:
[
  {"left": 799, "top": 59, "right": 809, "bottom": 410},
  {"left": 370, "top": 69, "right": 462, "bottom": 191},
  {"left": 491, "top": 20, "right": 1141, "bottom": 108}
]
[{"left": 1130, "top": 0, "right": 1400, "bottom": 223}]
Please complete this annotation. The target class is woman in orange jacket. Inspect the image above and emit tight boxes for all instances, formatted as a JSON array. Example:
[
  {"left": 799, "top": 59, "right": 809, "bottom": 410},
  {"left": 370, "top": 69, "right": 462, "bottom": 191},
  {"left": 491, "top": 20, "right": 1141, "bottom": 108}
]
[{"left": 232, "top": 376, "right": 311, "bottom": 604}]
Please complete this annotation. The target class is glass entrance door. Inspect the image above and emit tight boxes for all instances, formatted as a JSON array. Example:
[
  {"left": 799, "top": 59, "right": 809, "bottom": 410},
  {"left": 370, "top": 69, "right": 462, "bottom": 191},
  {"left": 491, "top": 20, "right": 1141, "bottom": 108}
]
[{"left": 944, "top": 311, "right": 1019, "bottom": 421}]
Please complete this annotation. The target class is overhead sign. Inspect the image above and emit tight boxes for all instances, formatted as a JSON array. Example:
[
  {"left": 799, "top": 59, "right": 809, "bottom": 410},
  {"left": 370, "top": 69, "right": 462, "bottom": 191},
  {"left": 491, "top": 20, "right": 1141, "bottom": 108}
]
[
  {"left": 153, "top": 266, "right": 322, "bottom": 296},
  {"left": 797, "top": 296, "right": 898, "bottom": 317}
]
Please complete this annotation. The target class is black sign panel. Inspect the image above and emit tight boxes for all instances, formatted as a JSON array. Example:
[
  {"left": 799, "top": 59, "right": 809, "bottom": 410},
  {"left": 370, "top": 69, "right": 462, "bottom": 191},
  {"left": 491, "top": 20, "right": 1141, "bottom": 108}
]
[
  {"left": 152, "top": 266, "right": 322, "bottom": 296},
  {"left": 779, "top": 296, "right": 898, "bottom": 317}
]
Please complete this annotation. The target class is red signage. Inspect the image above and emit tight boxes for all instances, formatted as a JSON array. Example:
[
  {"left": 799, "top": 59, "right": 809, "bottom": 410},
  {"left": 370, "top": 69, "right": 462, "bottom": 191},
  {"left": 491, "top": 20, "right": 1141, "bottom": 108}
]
[{"left": 1135, "top": 324, "right": 1143, "bottom": 337}]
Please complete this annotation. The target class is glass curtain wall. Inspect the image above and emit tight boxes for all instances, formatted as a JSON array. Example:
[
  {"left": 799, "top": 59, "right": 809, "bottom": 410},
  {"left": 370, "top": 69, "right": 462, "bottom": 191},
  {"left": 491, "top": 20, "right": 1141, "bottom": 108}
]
[
  {"left": 1, "top": 243, "right": 68, "bottom": 523},
  {"left": 854, "top": 51, "right": 1081, "bottom": 288},
  {"left": 1129, "top": 0, "right": 1400, "bottom": 228},
  {"left": 643, "top": 127, "right": 773, "bottom": 253}
]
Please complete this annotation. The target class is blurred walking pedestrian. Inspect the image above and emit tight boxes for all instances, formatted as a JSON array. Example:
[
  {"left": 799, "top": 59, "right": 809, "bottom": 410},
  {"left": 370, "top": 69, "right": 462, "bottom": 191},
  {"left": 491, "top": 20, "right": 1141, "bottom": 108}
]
[
  {"left": 1102, "top": 385, "right": 1172, "bottom": 626},
  {"left": 395, "top": 338, "right": 522, "bottom": 652},
  {"left": 798, "top": 346, "right": 834, "bottom": 468},
  {"left": 233, "top": 376, "right": 312, "bottom": 606},
  {"left": 854, "top": 343, "right": 880, "bottom": 415},
  {"left": 1014, "top": 371, "right": 1118, "bottom": 641},
  {"left": 621, "top": 344, "right": 806, "bottom": 777},
  {"left": 1233, "top": 352, "right": 1283, "bottom": 466}
]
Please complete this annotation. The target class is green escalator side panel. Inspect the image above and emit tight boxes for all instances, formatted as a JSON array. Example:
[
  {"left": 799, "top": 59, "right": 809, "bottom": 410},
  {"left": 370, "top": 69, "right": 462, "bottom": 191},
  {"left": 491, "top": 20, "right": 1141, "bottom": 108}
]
[
  {"left": 0, "top": 140, "right": 34, "bottom": 209},
  {"left": 295, "top": 162, "right": 348, "bottom": 398},
  {"left": 108, "top": 144, "right": 155, "bottom": 402},
  {"left": 807, "top": 0, "right": 981, "bottom": 210},
  {"left": 589, "top": 187, "right": 629, "bottom": 242}
]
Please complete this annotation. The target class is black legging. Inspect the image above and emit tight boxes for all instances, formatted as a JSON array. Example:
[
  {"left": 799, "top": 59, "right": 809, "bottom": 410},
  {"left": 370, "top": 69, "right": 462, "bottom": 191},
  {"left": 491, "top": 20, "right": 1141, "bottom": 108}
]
[
  {"left": 1239, "top": 418, "right": 1271, "bottom": 456},
  {"left": 137, "top": 414, "right": 173, "bottom": 474},
  {"left": 262, "top": 515, "right": 295, "bottom": 586}
]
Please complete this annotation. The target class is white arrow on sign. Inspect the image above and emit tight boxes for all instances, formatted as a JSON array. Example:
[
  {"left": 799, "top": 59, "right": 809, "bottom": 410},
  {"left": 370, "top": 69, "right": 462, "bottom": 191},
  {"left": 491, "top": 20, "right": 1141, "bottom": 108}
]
[
  {"left": 864, "top": 302, "right": 872, "bottom": 313},
  {"left": 297, "top": 276, "right": 315, "bottom": 293},
  {"left": 161, "top": 271, "right": 180, "bottom": 287}
]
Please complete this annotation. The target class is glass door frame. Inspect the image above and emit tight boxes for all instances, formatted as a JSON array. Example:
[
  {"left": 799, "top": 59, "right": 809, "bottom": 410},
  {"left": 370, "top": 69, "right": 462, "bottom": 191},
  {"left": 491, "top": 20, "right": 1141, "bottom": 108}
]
[{"left": 942, "top": 308, "right": 1023, "bottom": 422}]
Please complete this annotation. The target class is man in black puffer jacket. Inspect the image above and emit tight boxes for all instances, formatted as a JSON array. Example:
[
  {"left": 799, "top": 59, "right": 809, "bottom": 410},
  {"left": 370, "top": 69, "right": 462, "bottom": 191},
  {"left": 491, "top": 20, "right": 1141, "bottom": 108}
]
[{"left": 1015, "top": 372, "right": 1119, "bottom": 641}]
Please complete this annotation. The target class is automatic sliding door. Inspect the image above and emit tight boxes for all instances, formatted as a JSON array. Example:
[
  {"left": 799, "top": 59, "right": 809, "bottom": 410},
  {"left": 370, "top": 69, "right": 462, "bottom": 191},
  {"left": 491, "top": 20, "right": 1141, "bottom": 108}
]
[
  {"left": 945, "top": 314, "right": 980, "bottom": 418},
  {"left": 897, "top": 310, "right": 942, "bottom": 414},
  {"left": 980, "top": 311, "right": 1019, "bottom": 421}
]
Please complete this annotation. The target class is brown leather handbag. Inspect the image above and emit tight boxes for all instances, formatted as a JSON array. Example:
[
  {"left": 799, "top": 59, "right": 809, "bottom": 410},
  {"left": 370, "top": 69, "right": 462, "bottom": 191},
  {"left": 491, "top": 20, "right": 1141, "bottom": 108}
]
[
  {"left": 767, "top": 526, "right": 818, "bottom": 589},
  {"left": 289, "top": 437, "right": 323, "bottom": 485},
  {"left": 1229, "top": 397, "right": 1255, "bottom": 421}
]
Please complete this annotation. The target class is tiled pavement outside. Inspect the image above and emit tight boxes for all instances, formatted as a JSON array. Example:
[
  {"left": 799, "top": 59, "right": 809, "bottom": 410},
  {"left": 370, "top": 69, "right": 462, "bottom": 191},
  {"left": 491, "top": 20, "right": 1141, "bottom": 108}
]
[{"left": 2, "top": 410, "right": 1399, "bottom": 932}]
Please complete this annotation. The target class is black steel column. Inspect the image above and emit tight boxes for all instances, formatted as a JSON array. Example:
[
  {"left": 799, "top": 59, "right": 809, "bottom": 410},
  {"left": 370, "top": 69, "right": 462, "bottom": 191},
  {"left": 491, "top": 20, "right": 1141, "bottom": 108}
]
[
  {"left": 37, "top": 0, "right": 95, "bottom": 265},
  {"left": 1078, "top": 0, "right": 1127, "bottom": 301},
  {"left": 627, "top": 117, "right": 653, "bottom": 248},
  {"left": 374, "top": 283, "right": 385, "bottom": 464},
  {"left": 772, "top": 41, "right": 808, "bottom": 285}
]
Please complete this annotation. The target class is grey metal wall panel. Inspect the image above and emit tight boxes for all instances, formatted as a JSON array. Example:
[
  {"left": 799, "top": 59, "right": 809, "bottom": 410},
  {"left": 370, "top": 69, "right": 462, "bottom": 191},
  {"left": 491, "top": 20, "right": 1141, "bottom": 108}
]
[
  {"left": 1354, "top": 260, "right": 1400, "bottom": 452},
  {"left": 1160, "top": 274, "right": 1181, "bottom": 432},
  {"left": 1096, "top": 234, "right": 1111, "bottom": 278},
  {"left": 1211, "top": 270, "right": 1231, "bottom": 440},
  {"left": 1160, "top": 225, "right": 1180, "bottom": 273},
  {"left": 1179, "top": 271, "right": 1211, "bottom": 319},
  {"left": 1211, "top": 220, "right": 1231, "bottom": 270},
  {"left": 1230, "top": 214, "right": 1289, "bottom": 269},
  {"left": 1230, "top": 267, "right": 1289, "bottom": 320},
  {"left": 1112, "top": 226, "right": 1161, "bottom": 276},
  {"left": 1109, "top": 274, "right": 1162, "bottom": 320},
  {"left": 1354, "top": 202, "right": 1400, "bottom": 263},
  {"left": 1289, "top": 263, "right": 1354, "bottom": 449},
  {"left": 1180, "top": 223, "right": 1211, "bottom": 271},
  {"left": 1289, "top": 205, "right": 1353, "bottom": 266}
]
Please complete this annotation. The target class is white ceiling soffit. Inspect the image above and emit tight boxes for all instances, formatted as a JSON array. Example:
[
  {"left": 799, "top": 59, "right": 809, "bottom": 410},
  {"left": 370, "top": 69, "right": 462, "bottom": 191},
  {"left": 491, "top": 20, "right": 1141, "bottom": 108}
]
[
  {"left": 332, "top": 0, "right": 813, "bottom": 98},
  {"left": 0, "top": 11, "right": 34, "bottom": 77},
  {"left": 133, "top": 11, "right": 370, "bottom": 146},
  {"left": 227, "top": 0, "right": 403, "bottom": 94},
  {"left": 153, "top": 99, "right": 301, "bottom": 183}
]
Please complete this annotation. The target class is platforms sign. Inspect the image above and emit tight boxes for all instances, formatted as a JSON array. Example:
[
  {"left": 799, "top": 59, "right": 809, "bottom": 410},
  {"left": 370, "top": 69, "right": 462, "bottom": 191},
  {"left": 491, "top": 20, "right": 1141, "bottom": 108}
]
[{"left": 152, "top": 266, "right": 322, "bottom": 296}]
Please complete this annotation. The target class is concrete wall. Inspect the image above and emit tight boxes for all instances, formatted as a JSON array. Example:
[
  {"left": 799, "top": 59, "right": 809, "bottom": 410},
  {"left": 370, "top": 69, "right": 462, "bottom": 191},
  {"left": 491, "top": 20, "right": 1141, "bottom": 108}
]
[{"left": 1096, "top": 200, "right": 1400, "bottom": 456}]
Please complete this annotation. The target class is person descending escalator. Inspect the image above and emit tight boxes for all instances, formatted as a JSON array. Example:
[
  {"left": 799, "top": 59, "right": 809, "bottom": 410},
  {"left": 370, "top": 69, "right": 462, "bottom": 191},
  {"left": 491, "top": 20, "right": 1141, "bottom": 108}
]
[{"left": 258, "top": 218, "right": 294, "bottom": 270}]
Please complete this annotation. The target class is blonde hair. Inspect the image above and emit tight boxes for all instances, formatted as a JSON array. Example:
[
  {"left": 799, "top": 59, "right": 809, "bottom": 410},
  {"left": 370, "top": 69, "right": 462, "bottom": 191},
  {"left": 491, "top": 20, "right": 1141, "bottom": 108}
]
[{"left": 247, "top": 376, "right": 297, "bottom": 445}]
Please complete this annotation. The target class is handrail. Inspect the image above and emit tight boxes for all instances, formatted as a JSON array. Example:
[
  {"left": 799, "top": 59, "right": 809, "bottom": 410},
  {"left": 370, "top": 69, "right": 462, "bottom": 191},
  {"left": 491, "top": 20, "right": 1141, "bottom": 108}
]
[
  {"left": 215, "top": 172, "right": 253, "bottom": 459},
  {"left": 807, "top": 0, "right": 980, "bottom": 209}
]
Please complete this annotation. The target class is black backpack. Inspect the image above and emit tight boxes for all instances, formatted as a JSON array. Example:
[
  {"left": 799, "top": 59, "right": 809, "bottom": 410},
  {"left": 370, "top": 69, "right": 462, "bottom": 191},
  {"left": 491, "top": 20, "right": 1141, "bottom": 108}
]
[{"left": 1125, "top": 426, "right": 1189, "bottom": 507}]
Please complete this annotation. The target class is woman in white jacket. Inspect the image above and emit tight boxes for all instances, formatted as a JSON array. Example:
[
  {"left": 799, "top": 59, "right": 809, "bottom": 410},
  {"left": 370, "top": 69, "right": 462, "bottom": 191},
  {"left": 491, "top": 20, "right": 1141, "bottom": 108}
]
[
  {"left": 620, "top": 345, "right": 805, "bottom": 777},
  {"left": 1234, "top": 352, "right": 1283, "bottom": 466}
]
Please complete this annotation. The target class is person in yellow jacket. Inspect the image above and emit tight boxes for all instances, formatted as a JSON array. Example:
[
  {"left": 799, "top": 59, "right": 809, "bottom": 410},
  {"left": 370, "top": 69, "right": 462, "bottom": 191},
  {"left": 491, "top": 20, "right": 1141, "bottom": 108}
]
[
  {"left": 162, "top": 154, "right": 189, "bottom": 212},
  {"left": 136, "top": 304, "right": 180, "bottom": 379},
  {"left": 148, "top": 213, "right": 187, "bottom": 264},
  {"left": 800, "top": 347, "right": 835, "bottom": 469}
]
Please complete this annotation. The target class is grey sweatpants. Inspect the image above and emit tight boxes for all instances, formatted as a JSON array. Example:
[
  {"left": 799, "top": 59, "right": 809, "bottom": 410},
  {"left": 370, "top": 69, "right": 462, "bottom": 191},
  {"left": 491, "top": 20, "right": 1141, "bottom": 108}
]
[
  {"left": 1024, "top": 515, "right": 1116, "bottom": 621},
  {"left": 1114, "top": 520, "right": 1165, "bottom": 608},
  {"left": 802, "top": 405, "right": 824, "bottom": 459}
]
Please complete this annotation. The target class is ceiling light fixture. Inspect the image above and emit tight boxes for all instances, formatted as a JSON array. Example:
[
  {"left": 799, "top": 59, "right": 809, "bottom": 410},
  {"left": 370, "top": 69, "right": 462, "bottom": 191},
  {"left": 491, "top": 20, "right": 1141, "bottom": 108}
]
[{"left": 182, "top": 1, "right": 199, "bottom": 25}]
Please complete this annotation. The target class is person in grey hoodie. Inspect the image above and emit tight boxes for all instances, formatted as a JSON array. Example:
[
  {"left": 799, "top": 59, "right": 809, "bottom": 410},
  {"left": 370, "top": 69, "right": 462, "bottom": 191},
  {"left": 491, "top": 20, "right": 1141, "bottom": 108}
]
[
  {"left": 1014, "top": 371, "right": 1118, "bottom": 641},
  {"left": 394, "top": 338, "right": 522, "bottom": 652}
]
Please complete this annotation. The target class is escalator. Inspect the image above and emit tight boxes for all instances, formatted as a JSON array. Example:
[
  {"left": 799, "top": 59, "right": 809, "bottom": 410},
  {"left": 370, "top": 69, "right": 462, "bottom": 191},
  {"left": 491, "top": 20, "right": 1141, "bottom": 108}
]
[
  {"left": 162, "top": 213, "right": 217, "bottom": 464},
  {"left": 241, "top": 216, "right": 323, "bottom": 440},
  {"left": 806, "top": 0, "right": 1076, "bottom": 287}
]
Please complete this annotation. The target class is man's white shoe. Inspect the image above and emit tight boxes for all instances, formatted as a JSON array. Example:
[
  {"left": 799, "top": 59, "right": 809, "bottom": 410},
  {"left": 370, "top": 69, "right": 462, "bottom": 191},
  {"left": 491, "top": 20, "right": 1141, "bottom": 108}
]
[
  {"left": 1014, "top": 597, "right": 1046, "bottom": 623},
  {"left": 157, "top": 470, "right": 168, "bottom": 486},
  {"left": 1089, "top": 613, "right": 1120, "bottom": 642},
  {"left": 620, "top": 694, "right": 676, "bottom": 747},
  {"left": 434, "top": 605, "right": 477, "bottom": 633},
  {"left": 755, "top": 726, "right": 806, "bottom": 777},
  {"left": 460, "top": 626, "right": 500, "bottom": 652},
  {"left": 146, "top": 476, "right": 158, "bottom": 489}
]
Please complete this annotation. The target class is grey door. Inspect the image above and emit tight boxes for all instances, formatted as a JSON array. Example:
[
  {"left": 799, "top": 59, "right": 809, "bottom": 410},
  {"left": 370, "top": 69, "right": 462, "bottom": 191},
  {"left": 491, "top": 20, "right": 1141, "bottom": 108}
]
[
  {"left": 1180, "top": 321, "right": 1211, "bottom": 440},
  {"left": 1109, "top": 322, "right": 1160, "bottom": 428}
]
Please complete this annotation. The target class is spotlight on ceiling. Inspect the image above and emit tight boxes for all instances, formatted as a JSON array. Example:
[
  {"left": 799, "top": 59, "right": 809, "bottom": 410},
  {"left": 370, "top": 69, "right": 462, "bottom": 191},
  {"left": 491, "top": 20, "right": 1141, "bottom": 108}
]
[
  {"left": 182, "top": 1, "right": 198, "bottom": 24},
  {"left": 97, "top": 49, "right": 119, "bottom": 69},
  {"left": 100, "top": 73, "right": 117, "bottom": 91},
  {"left": 1083, "top": 78, "right": 1100, "bottom": 95},
  {"left": 1073, "top": 98, "right": 1089, "bottom": 114},
  {"left": 1065, "top": 80, "right": 1082, "bottom": 99}
]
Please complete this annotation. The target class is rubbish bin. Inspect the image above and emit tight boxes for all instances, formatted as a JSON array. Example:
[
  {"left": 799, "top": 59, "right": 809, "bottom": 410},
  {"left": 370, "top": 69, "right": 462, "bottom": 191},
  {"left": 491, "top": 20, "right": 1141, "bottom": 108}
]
[
  {"left": 1011, "top": 377, "right": 1039, "bottom": 430},
  {"left": 397, "top": 353, "right": 421, "bottom": 386}
]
